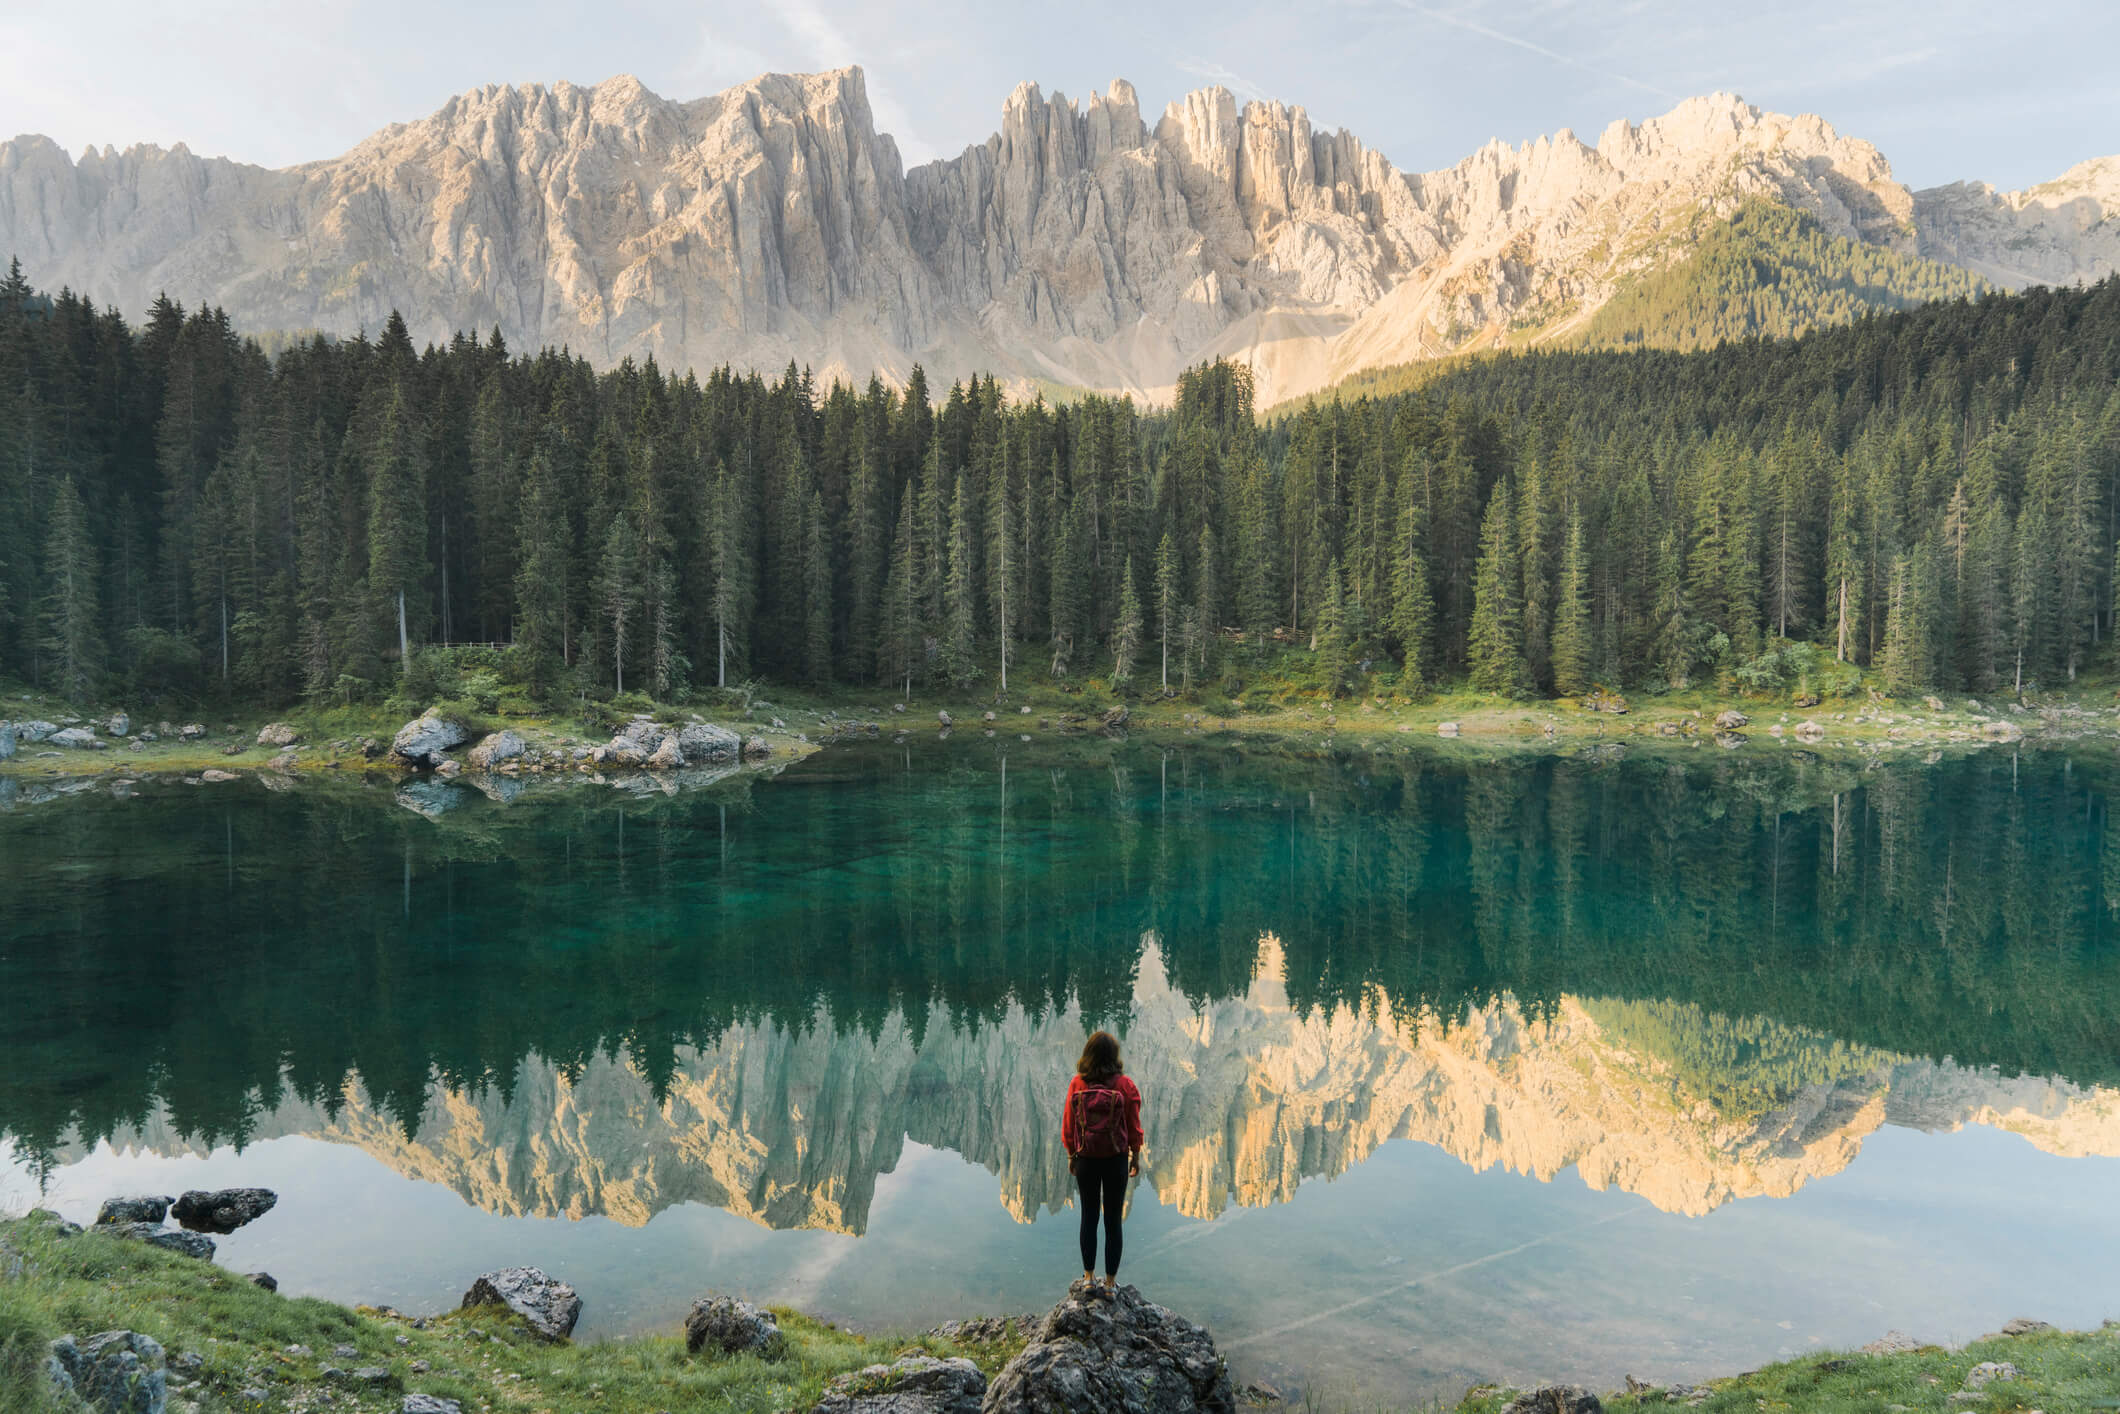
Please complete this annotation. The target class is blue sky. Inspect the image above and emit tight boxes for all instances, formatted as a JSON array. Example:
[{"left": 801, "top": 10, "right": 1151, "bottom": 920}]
[{"left": 2, "top": 0, "right": 2112, "bottom": 190}]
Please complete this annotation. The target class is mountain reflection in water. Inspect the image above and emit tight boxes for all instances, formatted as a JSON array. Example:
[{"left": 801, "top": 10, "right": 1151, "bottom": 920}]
[{"left": 51, "top": 939, "right": 2120, "bottom": 1230}]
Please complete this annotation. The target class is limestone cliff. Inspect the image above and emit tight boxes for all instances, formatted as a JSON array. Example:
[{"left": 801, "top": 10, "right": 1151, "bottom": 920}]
[
  {"left": 4, "top": 73, "right": 2111, "bottom": 405},
  {"left": 76, "top": 941, "right": 2120, "bottom": 1233}
]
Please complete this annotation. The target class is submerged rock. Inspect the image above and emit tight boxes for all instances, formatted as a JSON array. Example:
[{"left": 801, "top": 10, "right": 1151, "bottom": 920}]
[
  {"left": 685, "top": 1295, "right": 784, "bottom": 1358},
  {"left": 395, "top": 780, "right": 469, "bottom": 820},
  {"left": 983, "top": 1278, "right": 1232, "bottom": 1414},
  {"left": 811, "top": 1353, "right": 984, "bottom": 1413},
  {"left": 48, "top": 1331, "right": 167, "bottom": 1414},
  {"left": 391, "top": 714, "right": 470, "bottom": 767},
  {"left": 94, "top": 1196, "right": 173, "bottom": 1227},
  {"left": 171, "top": 1187, "right": 277, "bottom": 1234},
  {"left": 461, "top": 1266, "right": 581, "bottom": 1341}
]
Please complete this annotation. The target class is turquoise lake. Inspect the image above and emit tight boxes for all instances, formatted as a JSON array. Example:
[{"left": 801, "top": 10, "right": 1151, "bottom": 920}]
[{"left": 4, "top": 740, "right": 2119, "bottom": 1401}]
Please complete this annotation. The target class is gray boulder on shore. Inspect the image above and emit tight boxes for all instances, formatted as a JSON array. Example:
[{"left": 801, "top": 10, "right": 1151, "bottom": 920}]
[
  {"left": 108, "top": 1223, "right": 216, "bottom": 1260},
  {"left": 1501, "top": 1388, "right": 1603, "bottom": 1414},
  {"left": 678, "top": 721, "right": 741, "bottom": 763},
  {"left": 981, "top": 1278, "right": 1233, "bottom": 1414},
  {"left": 94, "top": 1196, "right": 173, "bottom": 1226},
  {"left": 171, "top": 1187, "right": 277, "bottom": 1234},
  {"left": 0, "top": 723, "right": 14, "bottom": 760},
  {"left": 811, "top": 1353, "right": 984, "bottom": 1414},
  {"left": 461, "top": 1266, "right": 581, "bottom": 1342},
  {"left": 685, "top": 1295, "right": 784, "bottom": 1358},
  {"left": 466, "top": 730, "right": 525, "bottom": 770},
  {"left": 391, "top": 714, "right": 471, "bottom": 767}
]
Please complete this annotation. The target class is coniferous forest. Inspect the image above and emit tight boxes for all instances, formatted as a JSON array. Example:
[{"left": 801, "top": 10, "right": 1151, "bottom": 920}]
[{"left": 2, "top": 254, "right": 2118, "bottom": 711}]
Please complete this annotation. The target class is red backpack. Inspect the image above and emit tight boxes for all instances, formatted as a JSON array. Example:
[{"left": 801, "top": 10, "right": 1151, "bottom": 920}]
[{"left": 1071, "top": 1081, "right": 1130, "bottom": 1158}]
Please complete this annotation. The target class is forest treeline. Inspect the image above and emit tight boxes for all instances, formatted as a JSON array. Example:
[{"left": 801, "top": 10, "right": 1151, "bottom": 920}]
[{"left": 2, "top": 255, "right": 2117, "bottom": 709}]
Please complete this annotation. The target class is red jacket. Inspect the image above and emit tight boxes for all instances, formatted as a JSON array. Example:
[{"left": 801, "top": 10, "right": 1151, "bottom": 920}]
[{"left": 1063, "top": 1073, "right": 1144, "bottom": 1156}]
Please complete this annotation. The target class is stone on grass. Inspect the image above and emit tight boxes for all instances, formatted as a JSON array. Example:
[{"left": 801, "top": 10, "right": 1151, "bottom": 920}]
[
  {"left": 983, "top": 1278, "right": 1232, "bottom": 1414},
  {"left": 461, "top": 1266, "right": 581, "bottom": 1341},
  {"left": 1962, "top": 1361, "right": 2018, "bottom": 1390},
  {"left": 1500, "top": 1388, "right": 1602, "bottom": 1414},
  {"left": 1436, "top": 721, "right": 1460, "bottom": 737},
  {"left": 743, "top": 735, "right": 771, "bottom": 759},
  {"left": 1713, "top": 709, "right": 1749, "bottom": 729},
  {"left": 109, "top": 1223, "right": 215, "bottom": 1260},
  {"left": 400, "top": 1398, "right": 462, "bottom": 1414},
  {"left": 48, "top": 1330, "right": 167, "bottom": 1414},
  {"left": 677, "top": 722, "right": 741, "bottom": 763},
  {"left": 1861, "top": 1331, "right": 1921, "bottom": 1355},
  {"left": 95, "top": 1196, "right": 173, "bottom": 1226},
  {"left": 465, "top": 730, "right": 525, "bottom": 770},
  {"left": 685, "top": 1295, "right": 785, "bottom": 1358},
  {"left": 256, "top": 723, "right": 299, "bottom": 748},
  {"left": 50, "top": 726, "right": 100, "bottom": 748},
  {"left": 811, "top": 1353, "right": 985, "bottom": 1414},
  {"left": 248, "top": 1272, "right": 279, "bottom": 1292}
]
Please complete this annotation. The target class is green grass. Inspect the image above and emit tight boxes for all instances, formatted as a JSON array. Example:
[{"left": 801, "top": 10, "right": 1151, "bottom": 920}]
[{"left": 0, "top": 1212, "right": 1024, "bottom": 1414}]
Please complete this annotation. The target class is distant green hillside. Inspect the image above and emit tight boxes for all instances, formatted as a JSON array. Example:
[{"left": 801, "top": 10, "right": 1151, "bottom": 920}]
[
  {"left": 1283, "top": 203, "right": 1990, "bottom": 408},
  {"left": 1569, "top": 201, "right": 1987, "bottom": 352}
]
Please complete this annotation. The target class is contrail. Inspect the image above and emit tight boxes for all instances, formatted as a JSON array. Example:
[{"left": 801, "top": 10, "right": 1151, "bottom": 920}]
[
  {"left": 1219, "top": 1205, "right": 1643, "bottom": 1349},
  {"left": 1391, "top": 2, "right": 1677, "bottom": 102}
]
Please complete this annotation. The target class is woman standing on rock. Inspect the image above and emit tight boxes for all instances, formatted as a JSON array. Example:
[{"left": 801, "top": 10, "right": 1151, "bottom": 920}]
[{"left": 1063, "top": 1030, "right": 1144, "bottom": 1290}]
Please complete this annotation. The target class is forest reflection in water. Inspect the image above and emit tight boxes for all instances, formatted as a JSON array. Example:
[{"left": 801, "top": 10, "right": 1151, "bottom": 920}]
[{"left": 6, "top": 739, "right": 2120, "bottom": 1390}]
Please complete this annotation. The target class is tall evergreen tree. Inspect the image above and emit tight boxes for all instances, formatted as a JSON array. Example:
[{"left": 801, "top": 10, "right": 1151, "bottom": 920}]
[
  {"left": 40, "top": 475, "right": 101, "bottom": 699},
  {"left": 1551, "top": 507, "right": 1592, "bottom": 696},
  {"left": 1111, "top": 558, "right": 1143, "bottom": 686},
  {"left": 365, "top": 387, "right": 429, "bottom": 675},
  {"left": 1467, "top": 482, "right": 1529, "bottom": 696}
]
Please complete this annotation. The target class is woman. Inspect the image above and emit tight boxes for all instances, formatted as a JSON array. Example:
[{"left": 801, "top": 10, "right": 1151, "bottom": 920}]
[{"left": 1062, "top": 1030, "right": 1145, "bottom": 1289}]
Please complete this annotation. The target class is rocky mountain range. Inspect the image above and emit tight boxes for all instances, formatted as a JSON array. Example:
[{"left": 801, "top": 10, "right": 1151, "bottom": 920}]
[
  {"left": 1, "top": 77, "right": 2115, "bottom": 408},
  {"left": 74, "top": 941, "right": 2120, "bottom": 1232},
  {"left": 4, "top": 69, "right": 2114, "bottom": 406}
]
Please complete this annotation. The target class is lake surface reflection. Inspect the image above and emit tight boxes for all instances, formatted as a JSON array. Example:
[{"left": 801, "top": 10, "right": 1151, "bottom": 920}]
[{"left": 5, "top": 740, "right": 2119, "bottom": 1399}]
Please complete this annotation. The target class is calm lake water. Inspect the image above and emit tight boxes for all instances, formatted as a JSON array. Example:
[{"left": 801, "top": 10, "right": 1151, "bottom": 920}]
[{"left": 5, "top": 739, "right": 2120, "bottom": 1401}]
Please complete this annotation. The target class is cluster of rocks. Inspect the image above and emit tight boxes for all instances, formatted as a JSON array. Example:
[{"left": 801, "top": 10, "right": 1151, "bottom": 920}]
[
  {"left": 1, "top": 715, "right": 211, "bottom": 760},
  {"left": 387, "top": 712, "right": 773, "bottom": 780},
  {"left": 85, "top": 1189, "right": 279, "bottom": 1273}
]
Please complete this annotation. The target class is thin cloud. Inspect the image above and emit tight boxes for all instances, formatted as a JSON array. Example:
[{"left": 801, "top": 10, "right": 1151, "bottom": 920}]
[
  {"left": 770, "top": 0, "right": 934, "bottom": 161},
  {"left": 1173, "top": 56, "right": 1272, "bottom": 103},
  {"left": 1388, "top": 0, "right": 1677, "bottom": 102}
]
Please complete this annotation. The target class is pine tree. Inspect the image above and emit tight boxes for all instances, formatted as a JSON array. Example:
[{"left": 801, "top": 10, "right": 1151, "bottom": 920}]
[
  {"left": 803, "top": 489, "right": 832, "bottom": 685},
  {"left": 881, "top": 498, "right": 923, "bottom": 699},
  {"left": 706, "top": 455, "right": 753, "bottom": 689},
  {"left": 40, "top": 474, "right": 101, "bottom": 699},
  {"left": 1551, "top": 507, "right": 1592, "bottom": 697},
  {"left": 1049, "top": 496, "right": 1089, "bottom": 677},
  {"left": 1879, "top": 544, "right": 1940, "bottom": 695},
  {"left": 1193, "top": 525, "right": 1220, "bottom": 686},
  {"left": 1112, "top": 558, "right": 1143, "bottom": 686},
  {"left": 1467, "top": 483, "right": 1529, "bottom": 696}
]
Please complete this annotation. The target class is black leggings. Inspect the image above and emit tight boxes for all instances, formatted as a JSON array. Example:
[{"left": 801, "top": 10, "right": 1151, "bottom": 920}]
[{"left": 1076, "top": 1154, "right": 1130, "bottom": 1276}]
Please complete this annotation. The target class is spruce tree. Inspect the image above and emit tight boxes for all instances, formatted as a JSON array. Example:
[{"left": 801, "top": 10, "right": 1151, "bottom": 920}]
[
  {"left": 1112, "top": 558, "right": 1143, "bottom": 686},
  {"left": 942, "top": 478, "right": 979, "bottom": 687},
  {"left": 1154, "top": 531, "right": 1179, "bottom": 693},
  {"left": 1316, "top": 558, "right": 1351, "bottom": 698},
  {"left": 881, "top": 498, "right": 923, "bottom": 699},
  {"left": 598, "top": 510, "right": 642, "bottom": 695},
  {"left": 41, "top": 474, "right": 101, "bottom": 700},
  {"left": 514, "top": 445, "right": 567, "bottom": 695},
  {"left": 1551, "top": 507, "right": 1592, "bottom": 697},
  {"left": 1389, "top": 494, "right": 1435, "bottom": 695},
  {"left": 1467, "top": 483, "right": 1529, "bottom": 696},
  {"left": 365, "top": 386, "right": 429, "bottom": 675},
  {"left": 1048, "top": 496, "right": 1089, "bottom": 677}
]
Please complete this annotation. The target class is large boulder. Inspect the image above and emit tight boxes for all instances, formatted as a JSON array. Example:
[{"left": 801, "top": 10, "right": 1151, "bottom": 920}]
[
  {"left": 14, "top": 719, "right": 58, "bottom": 743},
  {"left": 256, "top": 722, "right": 299, "bottom": 748},
  {"left": 982, "top": 1279, "right": 1233, "bottom": 1414},
  {"left": 106, "top": 713, "right": 131, "bottom": 737},
  {"left": 811, "top": 1354, "right": 985, "bottom": 1413},
  {"left": 465, "top": 730, "right": 525, "bottom": 770},
  {"left": 50, "top": 726, "right": 101, "bottom": 749},
  {"left": 1713, "top": 709, "right": 1749, "bottom": 729},
  {"left": 684, "top": 1295, "right": 784, "bottom": 1358},
  {"left": 461, "top": 1267, "right": 581, "bottom": 1342},
  {"left": 171, "top": 1187, "right": 276, "bottom": 1234},
  {"left": 94, "top": 1196, "right": 173, "bottom": 1227},
  {"left": 647, "top": 736, "right": 685, "bottom": 770},
  {"left": 400, "top": 1399, "right": 462, "bottom": 1414},
  {"left": 391, "top": 714, "right": 471, "bottom": 767},
  {"left": 1501, "top": 1389, "right": 1602, "bottom": 1414},
  {"left": 678, "top": 722, "right": 741, "bottom": 763},
  {"left": 48, "top": 1331, "right": 167, "bottom": 1414},
  {"left": 1101, "top": 704, "right": 1130, "bottom": 731}
]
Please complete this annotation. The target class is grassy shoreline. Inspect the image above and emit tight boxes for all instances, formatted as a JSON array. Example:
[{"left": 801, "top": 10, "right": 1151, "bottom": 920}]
[
  {"left": 5, "top": 1213, "right": 2117, "bottom": 1414},
  {"left": 6, "top": 665, "right": 2115, "bottom": 791}
]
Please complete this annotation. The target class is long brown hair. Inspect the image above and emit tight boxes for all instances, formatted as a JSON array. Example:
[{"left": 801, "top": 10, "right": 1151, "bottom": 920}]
[{"left": 1077, "top": 1030, "right": 1123, "bottom": 1083}]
